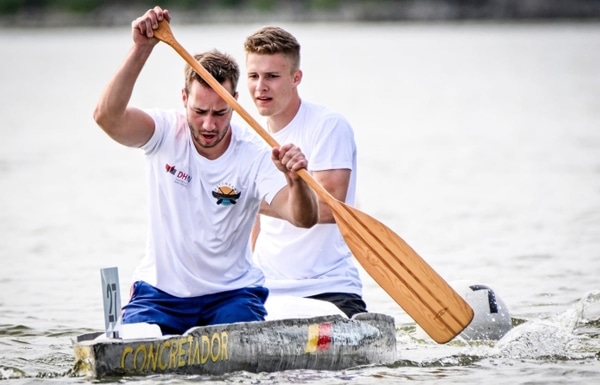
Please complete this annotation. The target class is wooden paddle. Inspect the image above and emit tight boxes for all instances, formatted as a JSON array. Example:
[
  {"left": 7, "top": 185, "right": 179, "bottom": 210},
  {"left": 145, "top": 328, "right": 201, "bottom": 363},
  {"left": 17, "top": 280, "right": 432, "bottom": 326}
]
[{"left": 153, "top": 20, "right": 473, "bottom": 343}]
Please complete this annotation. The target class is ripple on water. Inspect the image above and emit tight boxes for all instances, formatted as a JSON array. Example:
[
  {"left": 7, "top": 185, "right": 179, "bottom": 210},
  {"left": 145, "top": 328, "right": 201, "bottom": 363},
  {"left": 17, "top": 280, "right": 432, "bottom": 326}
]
[
  {"left": 0, "top": 366, "right": 28, "bottom": 380},
  {"left": 0, "top": 324, "right": 36, "bottom": 337}
]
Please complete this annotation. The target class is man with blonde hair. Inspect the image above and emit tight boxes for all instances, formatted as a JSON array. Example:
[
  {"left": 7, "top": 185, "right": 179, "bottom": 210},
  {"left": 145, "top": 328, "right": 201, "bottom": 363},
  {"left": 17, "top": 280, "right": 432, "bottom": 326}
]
[{"left": 246, "top": 26, "right": 367, "bottom": 318}]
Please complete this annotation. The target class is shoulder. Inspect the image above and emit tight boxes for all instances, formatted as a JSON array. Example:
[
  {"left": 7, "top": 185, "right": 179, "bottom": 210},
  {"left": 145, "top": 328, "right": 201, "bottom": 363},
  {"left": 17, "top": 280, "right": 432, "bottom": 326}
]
[
  {"left": 302, "top": 100, "right": 346, "bottom": 119},
  {"left": 302, "top": 101, "right": 353, "bottom": 133},
  {"left": 144, "top": 109, "right": 187, "bottom": 131},
  {"left": 145, "top": 108, "right": 179, "bottom": 121}
]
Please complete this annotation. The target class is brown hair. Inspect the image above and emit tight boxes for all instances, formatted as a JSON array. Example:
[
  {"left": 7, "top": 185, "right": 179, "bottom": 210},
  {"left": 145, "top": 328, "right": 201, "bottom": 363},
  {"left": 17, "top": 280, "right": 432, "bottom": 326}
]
[
  {"left": 244, "top": 26, "right": 301, "bottom": 72},
  {"left": 184, "top": 50, "right": 239, "bottom": 95}
]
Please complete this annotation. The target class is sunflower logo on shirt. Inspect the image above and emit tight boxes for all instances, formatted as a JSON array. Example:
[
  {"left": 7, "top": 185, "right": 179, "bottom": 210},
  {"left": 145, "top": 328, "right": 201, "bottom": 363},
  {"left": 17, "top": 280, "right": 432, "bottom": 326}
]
[{"left": 212, "top": 183, "right": 241, "bottom": 206}]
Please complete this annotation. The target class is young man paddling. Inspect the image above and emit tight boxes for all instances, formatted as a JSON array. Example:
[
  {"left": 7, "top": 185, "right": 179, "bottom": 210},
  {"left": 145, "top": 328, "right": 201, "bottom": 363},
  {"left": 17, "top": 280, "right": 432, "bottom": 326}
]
[
  {"left": 245, "top": 26, "right": 367, "bottom": 317},
  {"left": 93, "top": 6, "right": 318, "bottom": 335}
]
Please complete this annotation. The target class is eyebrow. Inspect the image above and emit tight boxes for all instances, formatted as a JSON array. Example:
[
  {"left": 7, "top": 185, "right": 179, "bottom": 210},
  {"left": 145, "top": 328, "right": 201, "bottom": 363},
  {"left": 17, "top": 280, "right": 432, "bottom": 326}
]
[
  {"left": 193, "top": 106, "right": 230, "bottom": 113},
  {"left": 248, "top": 70, "right": 280, "bottom": 75}
]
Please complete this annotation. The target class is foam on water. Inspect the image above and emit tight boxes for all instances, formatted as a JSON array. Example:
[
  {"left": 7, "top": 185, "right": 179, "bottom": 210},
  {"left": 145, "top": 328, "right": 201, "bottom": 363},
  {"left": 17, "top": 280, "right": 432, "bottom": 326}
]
[{"left": 493, "top": 290, "right": 600, "bottom": 359}]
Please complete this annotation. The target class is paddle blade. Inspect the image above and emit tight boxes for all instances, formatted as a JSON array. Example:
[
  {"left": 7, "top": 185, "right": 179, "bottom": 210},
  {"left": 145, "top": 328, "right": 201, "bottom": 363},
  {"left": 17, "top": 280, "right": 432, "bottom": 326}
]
[{"left": 332, "top": 202, "right": 474, "bottom": 343}]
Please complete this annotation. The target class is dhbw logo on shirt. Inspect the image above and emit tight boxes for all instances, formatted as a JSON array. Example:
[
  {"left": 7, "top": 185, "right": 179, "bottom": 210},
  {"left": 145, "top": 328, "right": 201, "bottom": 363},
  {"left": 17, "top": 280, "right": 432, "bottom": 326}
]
[{"left": 165, "top": 163, "right": 192, "bottom": 186}]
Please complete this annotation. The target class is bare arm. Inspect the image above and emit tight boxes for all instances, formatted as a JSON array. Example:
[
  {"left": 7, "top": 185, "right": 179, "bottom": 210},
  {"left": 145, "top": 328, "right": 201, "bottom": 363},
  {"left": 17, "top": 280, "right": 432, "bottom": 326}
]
[
  {"left": 259, "top": 168, "right": 350, "bottom": 224},
  {"left": 268, "top": 143, "right": 319, "bottom": 228},
  {"left": 93, "top": 6, "right": 171, "bottom": 147},
  {"left": 311, "top": 168, "right": 350, "bottom": 223}
]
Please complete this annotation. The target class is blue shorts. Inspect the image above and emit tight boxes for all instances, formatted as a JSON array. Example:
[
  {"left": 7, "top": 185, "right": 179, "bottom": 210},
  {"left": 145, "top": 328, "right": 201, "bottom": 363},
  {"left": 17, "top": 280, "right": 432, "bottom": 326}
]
[{"left": 122, "top": 281, "right": 269, "bottom": 335}]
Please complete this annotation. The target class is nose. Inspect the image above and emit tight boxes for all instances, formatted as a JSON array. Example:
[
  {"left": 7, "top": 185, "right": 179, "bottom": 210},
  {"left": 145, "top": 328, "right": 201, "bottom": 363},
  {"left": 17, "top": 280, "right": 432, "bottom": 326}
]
[
  {"left": 202, "top": 115, "right": 217, "bottom": 131},
  {"left": 256, "top": 76, "right": 268, "bottom": 92}
]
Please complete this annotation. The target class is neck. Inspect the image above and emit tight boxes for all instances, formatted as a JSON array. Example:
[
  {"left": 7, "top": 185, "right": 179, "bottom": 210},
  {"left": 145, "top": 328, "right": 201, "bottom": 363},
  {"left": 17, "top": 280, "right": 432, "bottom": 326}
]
[{"left": 267, "top": 97, "right": 301, "bottom": 133}]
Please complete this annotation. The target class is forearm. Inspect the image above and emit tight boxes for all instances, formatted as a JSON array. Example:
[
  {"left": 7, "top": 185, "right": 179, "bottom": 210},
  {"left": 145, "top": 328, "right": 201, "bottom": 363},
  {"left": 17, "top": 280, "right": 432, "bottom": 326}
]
[
  {"left": 261, "top": 195, "right": 335, "bottom": 224},
  {"left": 284, "top": 176, "right": 319, "bottom": 228},
  {"left": 317, "top": 200, "right": 336, "bottom": 223},
  {"left": 312, "top": 168, "right": 351, "bottom": 224}
]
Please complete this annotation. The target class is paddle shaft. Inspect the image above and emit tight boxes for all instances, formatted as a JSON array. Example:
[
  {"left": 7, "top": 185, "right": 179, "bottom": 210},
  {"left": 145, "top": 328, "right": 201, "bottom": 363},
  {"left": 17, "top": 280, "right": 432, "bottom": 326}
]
[
  {"left": 153, "top": 20, "right": 473, "bottom": 343},
  {"left": 154, "top": 23, "right": 329, "bottom": 198}
]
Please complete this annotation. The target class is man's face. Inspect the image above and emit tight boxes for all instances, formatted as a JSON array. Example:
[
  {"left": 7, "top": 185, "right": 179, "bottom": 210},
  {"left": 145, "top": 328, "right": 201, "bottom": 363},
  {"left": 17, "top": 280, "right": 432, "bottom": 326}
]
[
  {"left": 246, "top": 52, "right": 299, "bottom": 118},
  {"left": 183, "top": 80, "right": 236, "bottom": 159}
]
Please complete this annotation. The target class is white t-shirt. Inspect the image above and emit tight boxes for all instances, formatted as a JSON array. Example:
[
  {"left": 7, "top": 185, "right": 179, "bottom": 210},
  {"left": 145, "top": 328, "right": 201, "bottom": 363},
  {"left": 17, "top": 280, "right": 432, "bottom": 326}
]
[
  {"left": 253, "top": 101, "right": 363, "bottom": 297},
  {"left": 131, "top": 109, "right": 286, "bottom": 298}
]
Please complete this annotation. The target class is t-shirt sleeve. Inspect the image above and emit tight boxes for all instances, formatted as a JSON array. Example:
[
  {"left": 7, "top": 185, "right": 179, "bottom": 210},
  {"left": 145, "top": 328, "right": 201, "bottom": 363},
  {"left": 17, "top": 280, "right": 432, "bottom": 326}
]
[
  {"left": 140, "top": 109, "right": 175, "bottom": 155},
  {"left": 309, "top": 114, "right": 356, "bottom": 172}
]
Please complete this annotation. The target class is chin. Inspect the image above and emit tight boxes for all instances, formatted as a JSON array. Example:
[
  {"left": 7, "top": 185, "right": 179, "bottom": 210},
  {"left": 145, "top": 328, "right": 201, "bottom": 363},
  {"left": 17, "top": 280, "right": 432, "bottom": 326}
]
[{"left": 256, "top": 106, "right": 271, "bottom": 117}]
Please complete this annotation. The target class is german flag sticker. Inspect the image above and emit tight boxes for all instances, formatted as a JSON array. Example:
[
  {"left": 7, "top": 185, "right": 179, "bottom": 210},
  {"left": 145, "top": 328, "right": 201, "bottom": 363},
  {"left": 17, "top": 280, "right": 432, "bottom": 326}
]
[{"left": 305, "top": 323, "right": 332, "bottom": 353}]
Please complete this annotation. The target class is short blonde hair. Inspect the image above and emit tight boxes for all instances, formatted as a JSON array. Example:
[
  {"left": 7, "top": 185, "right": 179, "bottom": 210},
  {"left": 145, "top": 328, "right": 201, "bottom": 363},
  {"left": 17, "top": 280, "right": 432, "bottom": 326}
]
[{"left": 244, "top": 26, "right": 301, "bottom": 72}]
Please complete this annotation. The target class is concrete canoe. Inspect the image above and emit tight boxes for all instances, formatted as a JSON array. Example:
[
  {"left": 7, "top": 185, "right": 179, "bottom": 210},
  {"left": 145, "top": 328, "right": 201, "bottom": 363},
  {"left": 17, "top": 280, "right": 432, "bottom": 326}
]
[{"left": 72, "top": 312, "right": 397, "bottom": 378}]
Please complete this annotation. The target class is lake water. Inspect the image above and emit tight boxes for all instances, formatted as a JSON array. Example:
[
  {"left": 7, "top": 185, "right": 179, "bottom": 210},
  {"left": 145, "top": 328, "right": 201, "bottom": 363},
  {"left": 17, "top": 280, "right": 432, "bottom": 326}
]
[{"left": 1, "top": 20, "right": 599, "bottom": 384}]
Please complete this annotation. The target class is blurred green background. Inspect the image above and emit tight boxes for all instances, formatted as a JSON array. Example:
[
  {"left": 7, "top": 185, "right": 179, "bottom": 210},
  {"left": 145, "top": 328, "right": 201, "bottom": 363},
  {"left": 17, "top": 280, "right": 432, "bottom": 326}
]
[{"left": 1, "top": 0, "right": 599, "bottom": 27}]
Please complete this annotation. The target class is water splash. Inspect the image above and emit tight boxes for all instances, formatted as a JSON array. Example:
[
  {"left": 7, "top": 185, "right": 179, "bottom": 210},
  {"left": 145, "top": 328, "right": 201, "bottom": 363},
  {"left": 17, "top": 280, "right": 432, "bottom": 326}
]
[{"left": 493, "top": 290, "right": 600, "bottom": 359}]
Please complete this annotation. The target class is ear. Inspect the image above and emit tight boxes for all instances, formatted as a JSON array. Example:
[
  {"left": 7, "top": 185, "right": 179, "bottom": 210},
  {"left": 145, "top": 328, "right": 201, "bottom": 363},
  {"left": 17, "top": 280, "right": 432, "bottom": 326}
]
[
  {"left": 293, "top": 69, "right": 303, "bottom": 86},
  {"left": 234, "top": 91, "right": 239, "bottom": 100},
  {"left": 181, "top": 88, "right": 188, "bottom": 106}
]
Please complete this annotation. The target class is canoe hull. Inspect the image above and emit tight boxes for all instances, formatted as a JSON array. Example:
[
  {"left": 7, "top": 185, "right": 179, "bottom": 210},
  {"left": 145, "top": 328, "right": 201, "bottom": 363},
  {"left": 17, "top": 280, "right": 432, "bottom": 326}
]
[{"left": 72, "top": 313, "right": 396, "bottom": 378}]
